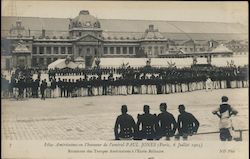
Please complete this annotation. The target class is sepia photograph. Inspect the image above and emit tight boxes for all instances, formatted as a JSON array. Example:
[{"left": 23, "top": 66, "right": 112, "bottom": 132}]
[{"left": 1, "top": 1, "right": 249, "bottom": 159}]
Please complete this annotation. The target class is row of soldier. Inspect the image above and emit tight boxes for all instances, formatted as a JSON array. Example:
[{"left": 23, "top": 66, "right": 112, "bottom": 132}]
[
  {"left": 4, "top": 75, "right": 249, "bottom": 100},
  {"left": 114, "top": 103, "right": 200, "bottom": 140},
  {"left": 2, "top": 65, "right": 248, "bottom": 99}
]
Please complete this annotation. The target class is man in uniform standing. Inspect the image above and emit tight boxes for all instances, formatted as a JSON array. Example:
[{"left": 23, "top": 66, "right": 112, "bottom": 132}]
[
  {"left": 212, "top": 96, "right": 238, "bottom": 141},
  {"left": 177, "top": 104, "right": 199, "bottom": 140},
  {"left": 156, "top": 103, "right": 177, "bottom": 140},
  {"left": 114, "top": 105, "right": 137, "bottom": 140}
]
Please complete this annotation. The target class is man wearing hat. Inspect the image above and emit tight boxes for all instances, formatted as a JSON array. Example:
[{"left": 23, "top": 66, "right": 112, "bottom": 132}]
[
  {"left": 156, "top": 103, "right": 177, "bottom": 140},
  {"left": 114, "top": 105, "right": 136, "bottom": 140},
  {"left": 212, "top": 96, "right": 238, "bottom": 141},
  {"left": 177, "top": 104, "right": 200, "bottom": 140},
  {"left": 137, "top": 105, "right": 158, "bottom": 140}
]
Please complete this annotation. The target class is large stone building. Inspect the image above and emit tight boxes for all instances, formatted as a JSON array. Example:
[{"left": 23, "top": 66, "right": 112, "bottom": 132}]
[{"left": 1, "top": 10, "right": 248, "bottom": 69}]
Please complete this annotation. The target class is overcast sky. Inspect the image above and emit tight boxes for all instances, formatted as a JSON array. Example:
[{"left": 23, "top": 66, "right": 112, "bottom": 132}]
[{"left": 1, "top": 1, "right": 248, "bottom": 25}]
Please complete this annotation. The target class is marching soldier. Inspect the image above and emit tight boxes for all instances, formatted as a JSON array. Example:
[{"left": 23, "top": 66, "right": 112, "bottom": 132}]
[
  {"left": 156, "top": 103, "right": 177, "bottom": 140},
  {"left": 137, "top": 105, "right": 158, "bottom": 140},
  {"left": 177, "top": 104, "right": 199, "bottom": 140},
  {"left": 114, "top": 105, "right": 136, "bottom": 140}
]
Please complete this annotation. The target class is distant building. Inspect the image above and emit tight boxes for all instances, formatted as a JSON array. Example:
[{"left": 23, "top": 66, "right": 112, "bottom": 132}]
[{"left": 1, "top": 10, "right": 248, "bottom": 69}]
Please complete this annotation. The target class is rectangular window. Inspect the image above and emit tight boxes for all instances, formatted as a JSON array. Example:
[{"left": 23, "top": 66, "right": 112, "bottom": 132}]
[
  {"left": 61, "top": 47, "right": 65, "bottom": 54},
  {"left": 33, "top": 47, "right": 37, "bottom": 54},
  {"left": 32, "top": 58, "right": 36, "bottom": 66},
  {"left": 129, "top": 47, "right": 133, "bottom": 54},
  {"left": 68, "top": 47, "right": 72, "bottom": 54},
  {"left": 117, "top": 47, "right": 121, "bottom": 54},
  {"left": 190, "top": 48, "right": 193, "bottom": 52},
  {"left": 47, "top": 58, "right": 51, "bottom": 65},
  {"left": 160, "top": 47, "right": 164, "bottom": 54},
  {"left": 104, "top": 47, "right": 108, "bottom": 54},
  {"left": 148, "top": 47, "right": 152, "bottom": 55},
  {"left": 110, "top": 47, "right": 114, "bottom": 54},
  {"left": 39, "top": 58, "right": 44, "bottom": 65},
  {"left": 46, "top": 47, "right": 51, "bottom": 54},
  {"left": 54, "top": 47, "right": 59, "bottom": 54},
  {"left": 123, "top": 47, "right": 127, "bottom": 54},
  {"left": 39, "top": 47, "right": 44, "bottom": 54},
  {"left": 154, "top": 46, "right": 159, "bottom": 54}
]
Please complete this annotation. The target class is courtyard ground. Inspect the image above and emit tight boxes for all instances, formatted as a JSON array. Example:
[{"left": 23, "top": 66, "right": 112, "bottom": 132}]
[{"left": 2, "top": 88, "right": 248, "bottom": 141}]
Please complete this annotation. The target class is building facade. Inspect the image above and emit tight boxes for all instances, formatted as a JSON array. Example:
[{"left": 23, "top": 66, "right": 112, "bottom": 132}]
[{"left": 1, "top": 10, "right": 248, "bottom": 69}]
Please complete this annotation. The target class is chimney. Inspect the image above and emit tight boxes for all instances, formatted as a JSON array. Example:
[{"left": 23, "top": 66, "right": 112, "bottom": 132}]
[{"left": 42, "top": 29, "right": 46, "bottom": 38}]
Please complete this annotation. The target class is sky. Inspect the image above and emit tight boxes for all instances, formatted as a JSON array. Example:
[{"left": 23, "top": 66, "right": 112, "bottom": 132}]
[{"left": 1, "top": 1, "right": 248, "bottom": 25}]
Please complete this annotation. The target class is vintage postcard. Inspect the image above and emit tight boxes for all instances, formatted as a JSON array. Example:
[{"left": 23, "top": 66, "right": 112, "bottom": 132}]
[{"left": 1, "top": 1, "right": 248, "bottom": 159}]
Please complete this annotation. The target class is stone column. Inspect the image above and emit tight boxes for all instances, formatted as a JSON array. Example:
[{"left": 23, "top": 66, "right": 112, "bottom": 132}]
[
  {"left": 44, "top": 46, "right": 47, "bottom": 55},
  {"left": 13, "top": 56, "right": 17, "bottom": 68},
  {"left": 65, "top": 47, "right": 68, "bottom": 54},
  {"left": 121, "top": 46, "right": 124, "bottom": 54},
  {"left": 133, "top": 47, "right": 136, "bottom": 54},
  {"left": 44, "top": 57, "right": 47, "bottom": 66},
  {"left": 114, "top": 47, "right": 117, "bottom": 55},
  {"left": 27, "top": 55, "right": 31, "bottom": 67},
  {"left": 37, "top": 46, "right": 40, "bottom": 54},
  {"left": 51, "top": 46, "right": 54, "bottom": 54},
  {"left": 127, "top": 47, "right": 129, "bottom": 55},
  {"left": 36, "top": 57, "right": 39, "bottom": 64},
  {"left": 107, "top": 47, "right": 110, "bottom": 54},
  {"left": 58, "top": 46, "right": 61, "bottom": 54}
]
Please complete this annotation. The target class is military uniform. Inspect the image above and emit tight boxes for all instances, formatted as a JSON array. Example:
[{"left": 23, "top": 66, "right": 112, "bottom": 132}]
[
  {"left": 137, "top": 112, "right": 158, "bottom": 140},
  {"left": 157, "top": 111, "right": 177, "bottom": 140},
  {"left": 114, "top": 112, "right": 136, "bottom": 140},
  {"left": 177, "top": 108, "right": 199, "bottom": 140}
]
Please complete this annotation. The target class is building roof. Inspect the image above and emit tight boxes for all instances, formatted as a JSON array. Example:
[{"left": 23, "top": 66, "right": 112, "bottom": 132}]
[
  {"left": 97, "top": 57, "right": 248, "bottom": 68},
  {"left": 211, "top": 44, "right": 233, "bottom": 53},
  {"left": 1, "top": 16, "right": 248, "bottom": 41}
]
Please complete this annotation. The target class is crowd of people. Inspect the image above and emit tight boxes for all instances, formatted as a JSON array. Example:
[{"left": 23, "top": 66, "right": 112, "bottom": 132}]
[{"left": 1, "top": 65, "right": 248, "bottom": 99}]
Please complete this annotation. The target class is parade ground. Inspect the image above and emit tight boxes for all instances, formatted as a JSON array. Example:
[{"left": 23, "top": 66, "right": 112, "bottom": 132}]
[{"left": 2, "top": 88, "right": 248, "bottom": 141}]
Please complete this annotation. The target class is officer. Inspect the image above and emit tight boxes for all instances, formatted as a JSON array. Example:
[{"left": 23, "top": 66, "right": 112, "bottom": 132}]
[
  {"left": 114, "top": 105, "right": 136, "bottom": 140},
  {"left": 177, "top": 104, "right": 199, "bottom": 140},
  {"left": 212, "top": 96, "right": 238, "bottom": 141},
  {"left": 156, "top": 103, "right": 177, "bottom": 140},
  {"left": 137, "top": 105, "right": 158, "bottom": 140}
]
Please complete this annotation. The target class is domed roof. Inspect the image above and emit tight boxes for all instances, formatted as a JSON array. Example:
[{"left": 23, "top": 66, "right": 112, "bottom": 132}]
[
  {"left": 142, "top": 25, "right": 166, "bottom": 40},
  {"left": 69, "top": 10, "right": 101, "bottom": 29}
]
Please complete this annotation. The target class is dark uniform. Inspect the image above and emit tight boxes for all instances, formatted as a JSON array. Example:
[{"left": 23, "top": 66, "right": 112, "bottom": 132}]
[
  {"left": 40, "top": 80, "right": 47, "bottom": 100},
  {"left": 177, "top": 105, "right": 199, "bottom": 140},
  {"left": 114, "top": 105, "right": 136, "bottom": 140},
  {"left": 137, "top": 105, "right": 158, "bottom": 140},
  {"left": 157, "top": 103, "right": 177, "bottom": 140}
]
